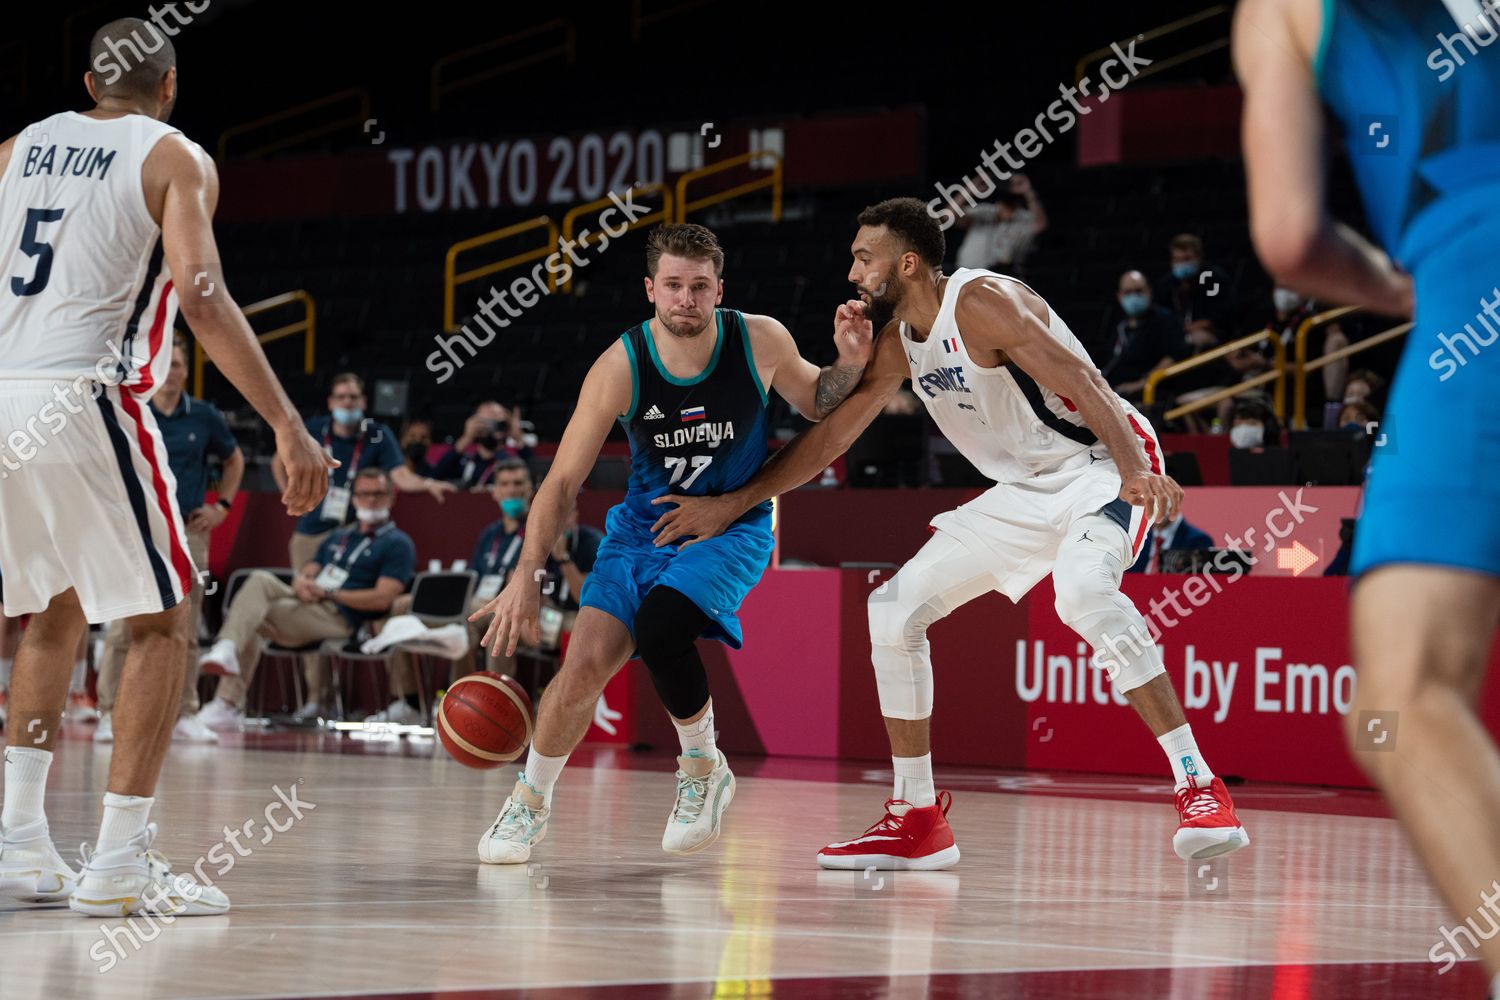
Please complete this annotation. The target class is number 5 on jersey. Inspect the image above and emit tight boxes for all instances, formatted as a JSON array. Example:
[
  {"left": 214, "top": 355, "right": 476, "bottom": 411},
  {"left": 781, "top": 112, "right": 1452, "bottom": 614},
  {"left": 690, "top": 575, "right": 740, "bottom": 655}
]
[
  {"left": 10, "top": 207, "right": 64, "bottom": 297},
  {"left": 665, "top": 455, "right": 713, "bottom": 489}
]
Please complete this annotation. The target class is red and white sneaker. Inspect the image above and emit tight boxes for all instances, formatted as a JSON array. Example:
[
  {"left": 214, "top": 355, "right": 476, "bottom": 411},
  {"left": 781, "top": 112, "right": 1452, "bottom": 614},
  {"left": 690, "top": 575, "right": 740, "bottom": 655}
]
[
  {"left": 1173, "top": 776, "right": 1249, "bottom": 860},
  {"left": 817, "top": 792, "right": 959, "bottom": 871}
]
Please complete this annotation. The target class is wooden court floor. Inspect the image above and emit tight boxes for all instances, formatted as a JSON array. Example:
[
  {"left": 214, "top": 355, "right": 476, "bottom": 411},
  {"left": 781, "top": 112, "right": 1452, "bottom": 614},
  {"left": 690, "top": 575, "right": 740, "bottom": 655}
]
[{"left": 0, "top": 726, "right": 1487, "bottom": 1000}]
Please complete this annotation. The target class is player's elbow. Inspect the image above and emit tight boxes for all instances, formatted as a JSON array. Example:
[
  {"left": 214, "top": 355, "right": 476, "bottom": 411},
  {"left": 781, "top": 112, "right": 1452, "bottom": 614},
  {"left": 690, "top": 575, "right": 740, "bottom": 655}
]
[{"left": 1253, "top": 216, "right": 1324, "bottom": 286}]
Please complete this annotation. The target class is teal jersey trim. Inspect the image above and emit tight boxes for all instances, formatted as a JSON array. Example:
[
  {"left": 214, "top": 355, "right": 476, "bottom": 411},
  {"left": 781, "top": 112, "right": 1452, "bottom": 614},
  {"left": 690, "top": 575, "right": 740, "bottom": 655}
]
[{"left": 642, "top": 310, "right": 726, "bottom": 386}]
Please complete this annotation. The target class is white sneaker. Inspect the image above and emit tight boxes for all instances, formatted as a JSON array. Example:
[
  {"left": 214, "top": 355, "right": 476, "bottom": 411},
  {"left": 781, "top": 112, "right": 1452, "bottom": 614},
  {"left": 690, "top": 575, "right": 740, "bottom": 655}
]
[
  {"left": 0, "top": 819, "right": 79, "bottom": 905},
  {"left": 172, "top": 715, "right": 220, "bottom": 744},
  {"left": 194, "top": 699, "right": 242, "bottom": 733},
  {"left": 69, "top": 823, "right": 229, "bottom": 917},
  {"left": 662, "top": 749, "right": 735, "bottom": 856},
  {"left": 291, "top": 700, "right": 323, "bottom": 724},
  {"left": 364, "top": 699, "right": 422, "bottom": 726},
  {"left": 94, "top": 713, "right": 114, "bottom": 744},
  {"left": 67, "top": 691, "right": 100, "bottom": 723},
  {"left": 478, "top": 779, "right": 549, "bottom": 865},
  {"left": 198, "top": 638, "right": 240, "bottom": 677}
]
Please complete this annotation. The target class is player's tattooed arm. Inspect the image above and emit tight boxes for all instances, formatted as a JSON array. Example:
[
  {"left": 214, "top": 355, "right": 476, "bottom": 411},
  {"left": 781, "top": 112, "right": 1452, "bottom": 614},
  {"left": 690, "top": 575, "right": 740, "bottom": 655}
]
[
  {"left": 652, "top": 307, "right": 903, "bottom": 547},
  {"left": 750, "top": 312, "right": 872, "bottom": 421},
  {"left": 813, "top": 361, "right": 865, "bottom": 418}
]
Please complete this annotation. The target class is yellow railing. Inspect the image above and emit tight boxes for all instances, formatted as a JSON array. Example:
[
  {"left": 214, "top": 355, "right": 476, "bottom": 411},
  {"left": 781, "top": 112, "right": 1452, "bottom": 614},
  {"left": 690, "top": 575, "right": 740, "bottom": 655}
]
[
  {"left": 443, "top": 216, "right": 559, "bottom": 332},
  {"left": 430, "top": 20, "right": 576, "bottom": 113},
  {"left": 559, "top": 184, "right": 672, "bottom": 292},
  {"left": 1293, "top": 309, "right": 1411, "bottom": 427},
  {"left": 217, "top": 88, "right": 371, "bottom": 161},
  {"left": 676, "top": 150, "right": 782, "bottom": 223},
  {"left": 193, "top": 290, "right": 316, "bottom": 397},
  {"left": 631, "top": 0, "right": 717, "bottom": 40},
  {"left": 1143, "top": 328, "right": 1286, "bottom": 421},
  {"left": 1074, "top": 5, "right": 1230, "bottom": 85}
]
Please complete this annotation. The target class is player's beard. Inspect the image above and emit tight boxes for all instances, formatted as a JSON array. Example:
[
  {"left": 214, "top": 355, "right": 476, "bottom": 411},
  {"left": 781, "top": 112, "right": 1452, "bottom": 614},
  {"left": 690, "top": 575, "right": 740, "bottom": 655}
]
[
  {"left": 864, "top": 281, "right": 901, "bottom": 330},
  {"left": 658, "top": 307, "right": 712, "bottom": 339}
]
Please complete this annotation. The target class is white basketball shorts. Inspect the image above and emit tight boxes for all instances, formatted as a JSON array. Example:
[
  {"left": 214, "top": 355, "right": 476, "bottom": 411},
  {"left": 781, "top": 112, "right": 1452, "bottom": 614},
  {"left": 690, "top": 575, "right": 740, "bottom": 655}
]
[
  {"left": 929, "top": 455, "right": 1152, "bottom": 602},
  {"left": 0, "top": 379, "right": 195, "bottom": 622}
]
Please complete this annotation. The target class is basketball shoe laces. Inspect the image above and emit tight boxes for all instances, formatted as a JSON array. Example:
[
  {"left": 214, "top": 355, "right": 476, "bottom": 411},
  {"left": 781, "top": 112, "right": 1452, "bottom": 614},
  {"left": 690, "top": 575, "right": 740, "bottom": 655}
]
[
  {"left": 671, "top": 770, "right": 711, "bottom": 825},
  {"left": 863, "top": 799, "right": 912, "bottom": 839},
  {"left": 1175, "top": 780, "right": 1220, "bottom": 821},
  {"left": 492, "top": 799, "right": 540, "bottom": 839}
]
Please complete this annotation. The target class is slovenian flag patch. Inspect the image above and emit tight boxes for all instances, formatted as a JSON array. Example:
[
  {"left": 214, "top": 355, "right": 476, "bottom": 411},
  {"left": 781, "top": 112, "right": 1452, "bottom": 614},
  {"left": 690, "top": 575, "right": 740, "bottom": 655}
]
[
  {"left": 942, "top": 337, "right": 959, "bottom": 353},
  {"left": 681, "top": 405, "right": 706, "bottom": 421}
]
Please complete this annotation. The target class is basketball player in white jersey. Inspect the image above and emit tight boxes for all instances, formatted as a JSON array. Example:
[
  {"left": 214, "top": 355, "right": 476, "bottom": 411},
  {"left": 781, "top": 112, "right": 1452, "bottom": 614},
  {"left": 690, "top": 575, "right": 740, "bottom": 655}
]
[
  {"left": 0, "top": 19, "right": 331, "bottom": 914},
  {"left": 652, "top": 198, "right": 1249, "bottom": 869}
]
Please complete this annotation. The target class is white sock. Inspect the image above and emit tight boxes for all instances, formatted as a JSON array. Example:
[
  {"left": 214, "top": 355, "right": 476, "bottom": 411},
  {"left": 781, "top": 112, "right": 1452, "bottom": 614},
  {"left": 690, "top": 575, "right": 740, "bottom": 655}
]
[
  {"left": 69, "top": 660, "right": 87, "bottom": 693},
  {"left": 893, "top": 753, "right": 936, "bottom": 807},
  {"left": 96, "top": 793, "right": 153, "bottom": 854},
  {"left": 0, "top": 656, "right": 12, "bottom": 689},
  {"left": 520, "top": 750, "right": 569, "bottom": 808},
  {"left": 1158, "top": 723, "right": 1215, "bottom": 787},
  {"left": 673, "top": 702, "right": 717, "bottom": 759},
  {"left": 2, "top": 747, "right": 53, "bottom": 830}
]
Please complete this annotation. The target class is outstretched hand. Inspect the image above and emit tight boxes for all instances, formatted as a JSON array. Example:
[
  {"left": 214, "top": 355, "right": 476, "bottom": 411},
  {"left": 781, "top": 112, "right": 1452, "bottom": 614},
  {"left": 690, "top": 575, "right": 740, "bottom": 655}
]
[{"left": 649, "top": 493, "right": 741, "bottom": 548}]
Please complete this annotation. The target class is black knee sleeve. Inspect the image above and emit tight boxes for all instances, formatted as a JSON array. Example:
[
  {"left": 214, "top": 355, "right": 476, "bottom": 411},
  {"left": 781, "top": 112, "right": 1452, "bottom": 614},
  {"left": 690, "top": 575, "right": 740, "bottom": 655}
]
[{"left": 634, "top": 586, "right": 712, "bottom": 720}]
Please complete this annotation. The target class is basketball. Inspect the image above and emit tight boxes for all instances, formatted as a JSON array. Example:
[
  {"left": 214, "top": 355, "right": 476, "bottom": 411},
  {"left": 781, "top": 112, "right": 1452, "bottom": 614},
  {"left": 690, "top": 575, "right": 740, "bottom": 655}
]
[{"left": 436, "top": 672, "right": 534, "bottom": 769}]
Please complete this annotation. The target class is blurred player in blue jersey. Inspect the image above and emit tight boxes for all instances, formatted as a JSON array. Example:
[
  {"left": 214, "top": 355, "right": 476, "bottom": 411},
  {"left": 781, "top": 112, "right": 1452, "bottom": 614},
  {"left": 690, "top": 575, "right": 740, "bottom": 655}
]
[
  {"left": 468, "top": 223, "right": 870, "bottom": 865},
  {"left": 1238, "top": 1, "right": 1500, "bottom": 992}
]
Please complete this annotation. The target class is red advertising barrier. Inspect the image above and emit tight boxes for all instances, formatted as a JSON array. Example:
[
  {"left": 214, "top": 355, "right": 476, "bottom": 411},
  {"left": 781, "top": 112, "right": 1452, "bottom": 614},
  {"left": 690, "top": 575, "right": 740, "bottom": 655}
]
[{"left": 209, "top": 489, "right": 1498, "bottom": 788}]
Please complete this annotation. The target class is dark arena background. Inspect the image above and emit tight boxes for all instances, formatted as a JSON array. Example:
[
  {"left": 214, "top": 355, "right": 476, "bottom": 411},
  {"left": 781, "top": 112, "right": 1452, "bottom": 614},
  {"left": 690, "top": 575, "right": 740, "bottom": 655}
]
[{"left": 2, "top": 2, "right": 1499, "bottom": 998}]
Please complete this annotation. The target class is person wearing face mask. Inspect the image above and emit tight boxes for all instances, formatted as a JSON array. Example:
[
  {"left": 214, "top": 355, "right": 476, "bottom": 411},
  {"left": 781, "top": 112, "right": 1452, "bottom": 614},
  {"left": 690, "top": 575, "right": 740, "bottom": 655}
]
[
  {"left": 280, "top": 373, "right": 454, "bottom": 571},
  {"left": 367, "top": 459, "right": 603, "bottom": 725},
  {"left": 434, "top": 401, "right": 531, "bottom": 491},
  {"left": 1228, "top": 398, "right": 1280, "bottom": 450},
  {"left": 194, "top": 467, "right": 417, "bottom": 731},
  {"left": 1153, "top": 233, "right": 1235, "bottom": 336},
  {"left": 1258, "top": 286, "right": 1351, "bottom": 420},
  {"left": 400, "top": 417, "right": 438, "bottom": 478},
  {"left": 1100, "top": 270, "right": 1189, "bottom": 400}
]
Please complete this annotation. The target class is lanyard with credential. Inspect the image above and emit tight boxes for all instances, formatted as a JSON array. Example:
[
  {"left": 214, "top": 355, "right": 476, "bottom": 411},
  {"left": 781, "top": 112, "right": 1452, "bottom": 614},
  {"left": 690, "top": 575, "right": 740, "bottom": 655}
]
[
  {"left": 487, "top": 533, "right": 523, "bottom": 576},
  {"left": 323, "top": 422, "right": 365, "bottom": 488},
  {"left": 332, "top": 528, "right": 380, "bottom": 569}
]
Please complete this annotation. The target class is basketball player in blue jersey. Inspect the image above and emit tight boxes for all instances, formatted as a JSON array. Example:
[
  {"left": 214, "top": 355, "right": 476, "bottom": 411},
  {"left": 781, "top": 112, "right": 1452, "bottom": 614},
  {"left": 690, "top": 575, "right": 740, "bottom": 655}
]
[
  {"left": 469, "top": 223, "right": 870, "bottom": 863},
  {"left": 1237, "top": 1, "right": 1500, "bottom": 992}
]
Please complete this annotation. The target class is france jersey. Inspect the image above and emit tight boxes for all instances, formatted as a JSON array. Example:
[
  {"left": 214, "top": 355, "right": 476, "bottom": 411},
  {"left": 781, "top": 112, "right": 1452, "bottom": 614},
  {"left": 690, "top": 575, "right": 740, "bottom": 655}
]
[
  {"left": 1316, "top": 0, "right": 1500, "bottom": 577},
  {"left": 578, "top": 309, "right": 776, "bottom": 650}
]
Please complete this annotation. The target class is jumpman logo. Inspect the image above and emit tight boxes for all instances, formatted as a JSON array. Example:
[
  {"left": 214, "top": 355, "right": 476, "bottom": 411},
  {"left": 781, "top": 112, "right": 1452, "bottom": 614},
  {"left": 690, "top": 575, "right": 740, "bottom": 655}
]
[
  {"left": 1079, "top": 530, "right": 1093, "bottom": 542},
  {"left": 1088, "top": 450, "right": 1102, "bottom": 463}
]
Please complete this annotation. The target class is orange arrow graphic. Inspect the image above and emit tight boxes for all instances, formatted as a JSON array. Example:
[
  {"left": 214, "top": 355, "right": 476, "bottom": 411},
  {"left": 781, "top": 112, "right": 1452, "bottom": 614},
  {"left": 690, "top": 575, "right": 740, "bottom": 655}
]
[{"left": 1276, "top": 540, "right": 1318, "bottom": 577}]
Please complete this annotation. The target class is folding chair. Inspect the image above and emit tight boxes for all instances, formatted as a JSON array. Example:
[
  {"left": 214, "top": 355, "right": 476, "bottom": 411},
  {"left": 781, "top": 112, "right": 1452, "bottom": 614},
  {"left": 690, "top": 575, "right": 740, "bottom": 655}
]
[
  {"left": 321, "top": 571, "right": 477, "bottom": 726},
  {"left": 217, "top": 568, "right": 314, "bottom": 721}
]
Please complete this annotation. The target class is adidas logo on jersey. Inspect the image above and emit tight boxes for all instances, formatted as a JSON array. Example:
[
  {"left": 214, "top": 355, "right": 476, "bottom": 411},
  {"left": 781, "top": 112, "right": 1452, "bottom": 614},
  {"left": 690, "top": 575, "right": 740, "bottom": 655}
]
[{"left": 643, "top": 405, "right": 665, "bottom": 420}]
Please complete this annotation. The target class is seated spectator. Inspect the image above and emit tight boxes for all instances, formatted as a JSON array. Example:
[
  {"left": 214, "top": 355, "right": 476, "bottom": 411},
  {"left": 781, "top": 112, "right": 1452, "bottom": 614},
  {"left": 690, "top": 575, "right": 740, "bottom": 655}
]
[
  {"left": 1153, "top": 233, "right": 1235, "bottom": 336},
  {"left": 97, "top": 339, "right": 243, "bottom": 746},
  {"left": 282, "top": 373, "right": 453, "bottom": 570},
  {"left": 400, "top": 417, "right": 438, "bottom": 478},
  {"left": 1100, "top": 269, "right": 1188, "bottom": 400},
  {"left": 435, "top": 401, "right": 531, "bottom": 491},
  {"left": 1342, "top": 369, "right": 1387, "bottom": 410},
  {"left": 954, "top": 174, "right": 1047, "bottom": 274},
  {"left": 368, "top": 459, "right": 603, "bottom": 724},
  {"left": 1228, "top": 397, "right": 1282, "bottom": 450},
  {"left": 1338, "top": 398, "right": 1380, "bottom": 432},
  {"left": 1129, "top": 512, "right": 1214, "bottom": 574},
  {"left": 194, "top": 467, "right": 416, "bottom": 730}
]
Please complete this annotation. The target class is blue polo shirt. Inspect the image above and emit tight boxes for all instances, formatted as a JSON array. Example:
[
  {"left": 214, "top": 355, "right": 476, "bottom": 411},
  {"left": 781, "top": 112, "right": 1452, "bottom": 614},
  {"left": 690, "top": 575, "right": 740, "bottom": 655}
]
[
  {"left": 294, "top": 415, "right": 404, "bottom": 536},
  {"left": 149, "top": 393, "right": 239, "bottom": 514},
  {"left": 471, "top": 520, "right": 601, "bottom": 611},
  {"left": 313, "top": 520, "right": 416, "bottom": 626}
]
